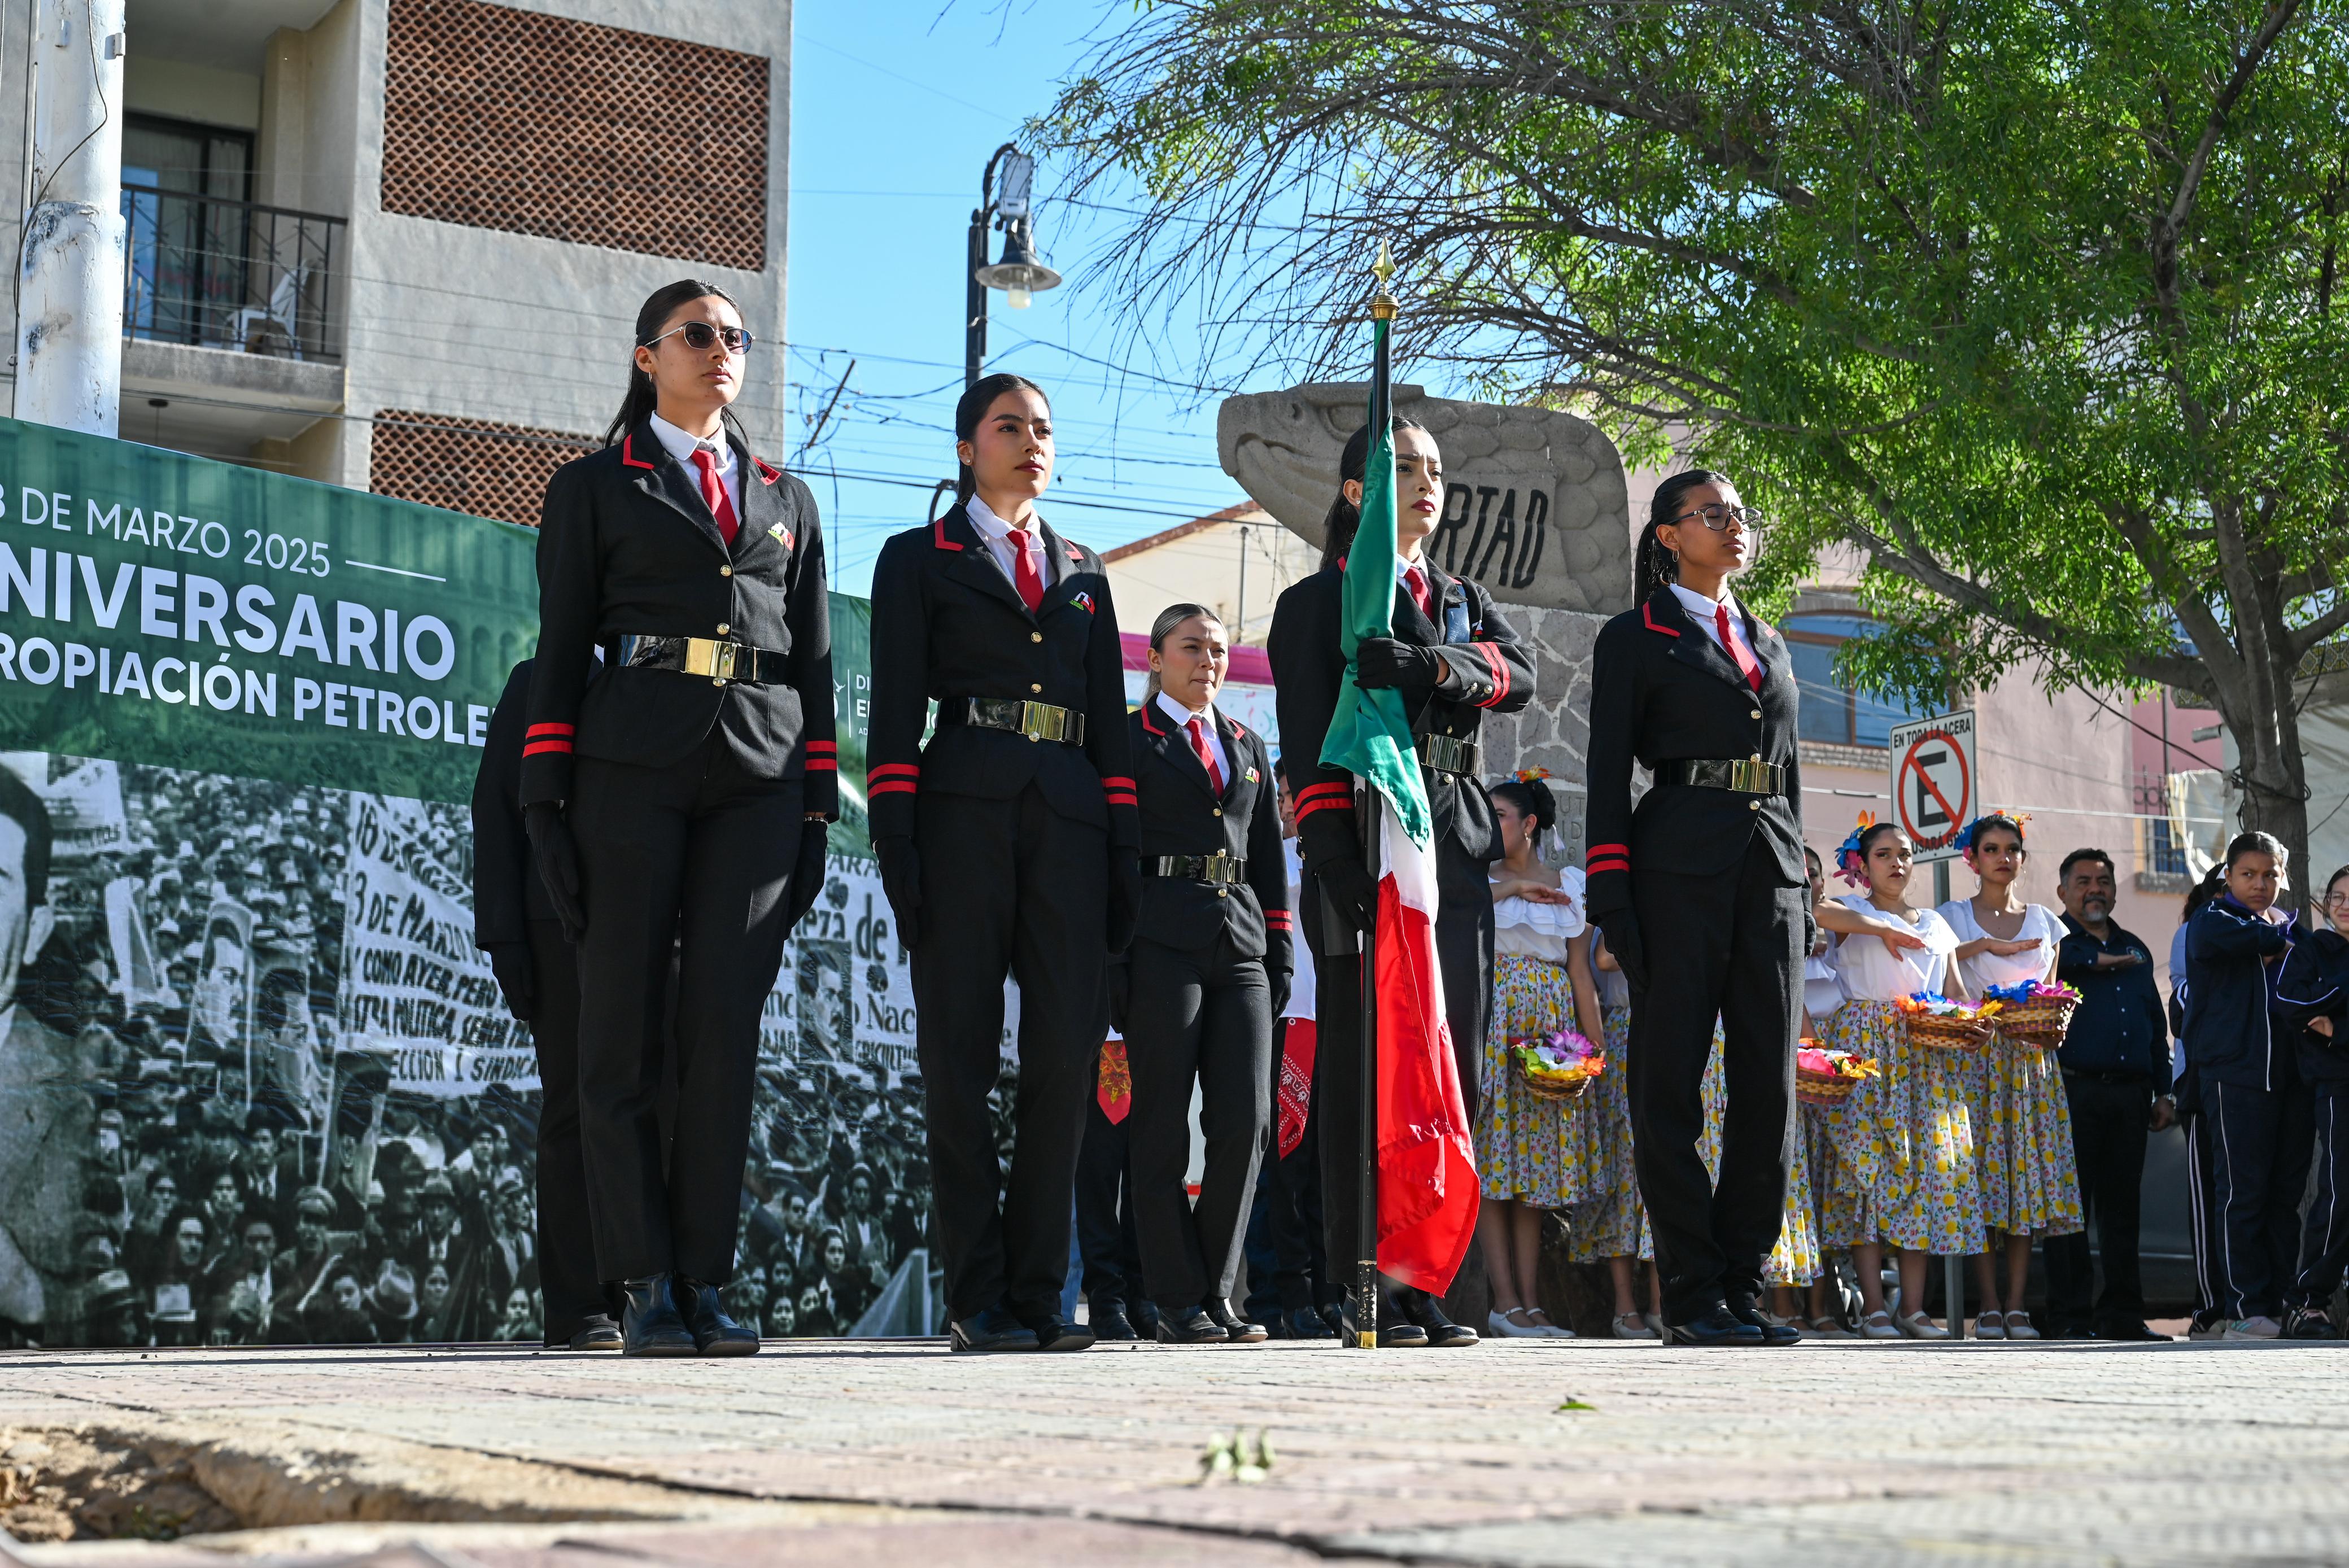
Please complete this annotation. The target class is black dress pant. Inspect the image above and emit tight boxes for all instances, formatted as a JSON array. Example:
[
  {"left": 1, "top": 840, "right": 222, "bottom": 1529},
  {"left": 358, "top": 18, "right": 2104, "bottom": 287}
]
[
  {"left": 571, "top": 736, "right": 805, "bottom": 1285},
  {"left": 1627, "top": 833, "right": 1804, "bottom": 1324},
  {"left": 1254, "top": 1018, "right": 1333, "bottom": 1313},
  {"left": 2044, "top": 1070, "right": 2152, "bottom": 1333},
  {"left": 1124, "top": 932, "right": 1273, "bottom": 1313},
  {"left": 1075, "top": 1080, "right": 1144, "bottom": 1307},
  {"left": 2292, "top": 1082, "right": 2349, "bottom": 1309},
  {"left": 1435, "top": 835, "right": 1497, "bottom": 1127},
  {"left": 1316, "top": 951, "right": 1377, "bottom": 1290},
  {"left": 2206, "top": 1073, "right": 2316, "bottom": 1320},
  {"left": 912, "top": 784, "right": 1108, "bottom": 1320},
  {"left": 524, "top": 916, "right": 605, "bottom": 1340}
]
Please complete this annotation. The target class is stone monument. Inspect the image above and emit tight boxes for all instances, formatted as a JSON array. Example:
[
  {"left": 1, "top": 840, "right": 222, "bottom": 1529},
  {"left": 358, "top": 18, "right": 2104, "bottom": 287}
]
[{"left": 1215, "top": 383, "right": 1632, "bottom": 615}]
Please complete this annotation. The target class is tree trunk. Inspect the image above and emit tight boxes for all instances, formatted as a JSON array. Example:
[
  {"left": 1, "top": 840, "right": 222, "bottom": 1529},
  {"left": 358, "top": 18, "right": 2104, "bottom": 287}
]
[{"left": 2225, "top": 657, "right": 2315, "bottom": 917}]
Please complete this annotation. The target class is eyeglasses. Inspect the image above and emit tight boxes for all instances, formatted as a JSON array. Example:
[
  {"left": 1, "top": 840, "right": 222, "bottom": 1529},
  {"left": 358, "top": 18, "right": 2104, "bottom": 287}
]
[
  {"left": 643, "top": 321, "right": 754, "bottom": 355},
  {"left": 1668, "top": 503, "right": 1766, "bottom": 531}
]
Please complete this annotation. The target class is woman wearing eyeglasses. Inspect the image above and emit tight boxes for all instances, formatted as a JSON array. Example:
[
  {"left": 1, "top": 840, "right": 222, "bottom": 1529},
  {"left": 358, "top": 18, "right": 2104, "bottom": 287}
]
[
  {"left": 521, "top": 279, "right": 836, "bottom": 1357},
  {"left": 1582, "top": 469, "right": 1809, "bottom": 1347}
]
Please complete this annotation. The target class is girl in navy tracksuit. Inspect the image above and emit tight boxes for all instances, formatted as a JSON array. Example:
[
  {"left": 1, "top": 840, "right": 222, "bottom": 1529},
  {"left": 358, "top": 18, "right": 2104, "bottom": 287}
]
[
  {"left": 2184, "top": 831, "right": 2306, "bottom": 1336},
  {"left": 2278, "top": 863, "right": 2349, "bottom": 1336}
]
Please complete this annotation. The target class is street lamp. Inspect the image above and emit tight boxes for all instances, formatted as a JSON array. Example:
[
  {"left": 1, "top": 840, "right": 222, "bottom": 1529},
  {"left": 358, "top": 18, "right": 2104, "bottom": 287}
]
[{"left": 966, "top": 143, "right": 1063, "bottom": 386}]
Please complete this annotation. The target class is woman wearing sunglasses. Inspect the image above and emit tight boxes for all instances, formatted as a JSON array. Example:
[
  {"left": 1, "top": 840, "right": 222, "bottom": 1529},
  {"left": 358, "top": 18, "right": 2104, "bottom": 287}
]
[
  {"left": 1582, "top": 469, "right": 1810, "bottom": 1347},
  {"left": 521, "top": 279, "right": 836, "bottom": 1356}
]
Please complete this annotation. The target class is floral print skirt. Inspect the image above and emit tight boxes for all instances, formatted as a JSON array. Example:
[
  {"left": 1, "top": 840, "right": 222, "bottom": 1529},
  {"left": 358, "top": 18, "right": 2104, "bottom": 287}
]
[
  {"left": 1476, "top": 955, "right": 1603, "bottom": 1207},
  {"left": 1565, "top": 1004, "right": 1642, "bottom": 1260},
  {"left": 1822, "top": 1000, "right": 1989, "bottom": 1255},
  {"left": 1973, "top": 1031, "right": 2085, "bottom": 1237}
]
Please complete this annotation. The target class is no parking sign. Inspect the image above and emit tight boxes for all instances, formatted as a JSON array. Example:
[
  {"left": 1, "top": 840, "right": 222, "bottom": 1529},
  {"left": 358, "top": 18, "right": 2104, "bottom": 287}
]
[{"left": 1888, "top": 709, "right": 1976, "bottom": 862}]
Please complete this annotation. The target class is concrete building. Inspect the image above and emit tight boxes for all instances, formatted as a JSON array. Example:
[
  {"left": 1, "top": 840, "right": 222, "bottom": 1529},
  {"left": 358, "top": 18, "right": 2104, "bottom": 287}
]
[
  {"left": 3, "top": 0, "right": 792, "bottom": 524},
  {"left": 1099, "top": 501, "right": 1317, "bottom": 647}
]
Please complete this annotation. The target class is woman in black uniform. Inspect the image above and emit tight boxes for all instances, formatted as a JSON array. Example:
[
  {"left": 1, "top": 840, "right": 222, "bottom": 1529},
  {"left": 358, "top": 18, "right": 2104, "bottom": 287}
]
[
  {"left": 522, "top": 280, "right": 835, "bottom": 1356},
  {"left": 1111, "top": 603, "right": 1291, "bottom": 1344},
  {"left": 1266, "top": 416, "right": 1535, "bottom": 1347},
  {"left": 1582, "top": 469, "right": 1807, "bottom": 1347},
  {"left": 866, "top": 373, "right": 1139, "bottom": 1353}
]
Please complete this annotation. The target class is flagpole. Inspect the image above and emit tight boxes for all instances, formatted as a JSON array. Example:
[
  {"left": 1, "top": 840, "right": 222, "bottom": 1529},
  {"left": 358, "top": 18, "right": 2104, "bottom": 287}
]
[{"left": 1352, "top": 248, "right": 1398, "bottom": 1351}]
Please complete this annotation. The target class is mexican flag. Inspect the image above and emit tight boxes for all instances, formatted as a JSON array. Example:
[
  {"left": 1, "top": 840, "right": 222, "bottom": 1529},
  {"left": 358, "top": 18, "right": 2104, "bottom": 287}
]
[{"left": 1316, "top": 303, "right": 1479, "bottom": 1295}]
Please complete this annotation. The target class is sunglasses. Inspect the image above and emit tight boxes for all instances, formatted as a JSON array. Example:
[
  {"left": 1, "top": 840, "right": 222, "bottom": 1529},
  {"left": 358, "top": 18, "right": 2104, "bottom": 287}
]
[
  {"left": 643, "top": 321, "right": 755, "bottom": 355},
  {"left": 1667, "top": 503, "right": 1766, "bottom": 531}
]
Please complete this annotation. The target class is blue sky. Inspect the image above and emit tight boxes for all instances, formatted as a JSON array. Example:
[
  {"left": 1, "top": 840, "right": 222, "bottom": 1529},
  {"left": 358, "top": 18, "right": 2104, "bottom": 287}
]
[{"left": 784, "top": 2, "right": 1274, "bottom": 595}]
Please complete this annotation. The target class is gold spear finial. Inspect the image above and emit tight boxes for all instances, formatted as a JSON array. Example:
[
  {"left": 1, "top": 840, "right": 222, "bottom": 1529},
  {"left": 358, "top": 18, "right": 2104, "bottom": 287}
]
[{"left": 1369, "top": 239, "right": 1398, "bottom": 321}]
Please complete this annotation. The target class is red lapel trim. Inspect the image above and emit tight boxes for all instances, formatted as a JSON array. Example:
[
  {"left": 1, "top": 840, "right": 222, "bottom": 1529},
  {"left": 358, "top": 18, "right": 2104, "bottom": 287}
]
[
  {"left": 1139, "top": 701, "right": 1166, "bottom": 737},
  {"left": 1641, "top": 601, "right": 1682, "bottom": 637},
  {"left": 620, "top": 434, "right": 656, "bottom": 471},
  {"left": 753, "top": 457, "right": 781, "bottom": 485},
  {"left": 932, "top": 512, "right": 964, "bottom": 552}
]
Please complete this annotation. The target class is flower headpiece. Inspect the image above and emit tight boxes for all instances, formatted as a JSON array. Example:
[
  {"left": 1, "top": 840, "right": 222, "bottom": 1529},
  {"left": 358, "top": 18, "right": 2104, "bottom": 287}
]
[
  {"left": 1515, "top": 767, "right": 1552, "bottom": 782},
  {"left": 1834, "top": 811, "right": 1878, "bottom": 887},
  {"left": 1954, "top": 810, "right": 2031, "bottom": 868}
]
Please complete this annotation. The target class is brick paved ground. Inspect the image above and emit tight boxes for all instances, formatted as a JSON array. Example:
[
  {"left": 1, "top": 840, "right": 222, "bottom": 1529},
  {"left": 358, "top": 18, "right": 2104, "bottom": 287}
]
[{"left": 5, "top": 1338, "right": 2348, "bottom": 1566}]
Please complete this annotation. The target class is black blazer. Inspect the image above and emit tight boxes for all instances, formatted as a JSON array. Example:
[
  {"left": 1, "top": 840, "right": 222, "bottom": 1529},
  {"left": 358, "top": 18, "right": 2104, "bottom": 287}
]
[
  {"left": 471, "top": 659, "right": 554, "bottom": 944},
  {"left": 864, "top": 504, "right": 1137, "bottom": 849},
  {"left": 1123, "top": 699, "right": 1291, "bottom": 970},
  {"left": 521, "top": 420, "right": 836, "bottom": 815},
  {"left": 1266, "top": 558, "right": 1534, "bottom": 953},
  {"left": 1583, "top": 587, "right": 1805, "bottom": 916}
]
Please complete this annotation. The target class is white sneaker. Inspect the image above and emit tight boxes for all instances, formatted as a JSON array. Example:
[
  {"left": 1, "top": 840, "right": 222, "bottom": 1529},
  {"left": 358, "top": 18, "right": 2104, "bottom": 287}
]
[
  {"left": 1897, "top": 1309, "right": 1949, "bottom": 1340},
  {"left": 1859, "top": 1309, "right": 1902, "bottom": 1340},
  {"left": 1975, "top": 1309, "right": 2007, "bottom": 1341},
  {"left": 2224, "top": 1315, "right": 2282, "bottom": 1339},
  {"left": 2003, "top": 1311, "right": 2041, "bottom": 1340}
]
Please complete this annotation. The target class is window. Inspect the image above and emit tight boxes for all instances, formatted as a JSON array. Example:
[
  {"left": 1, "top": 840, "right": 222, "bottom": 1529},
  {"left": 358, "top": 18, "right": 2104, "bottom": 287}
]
[
  {"left": 121, "top": 115, "right": 254, "bottom": 349},
  {"left": 1779, "top": 612, "right": 1928, "bottom": 748}
]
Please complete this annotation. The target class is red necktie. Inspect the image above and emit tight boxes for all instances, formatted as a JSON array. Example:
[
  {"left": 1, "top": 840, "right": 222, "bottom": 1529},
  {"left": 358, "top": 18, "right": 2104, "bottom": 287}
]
[
  {"left": 1005, "top": 527, "right": 1045, "bottom": 612},
  {"left": 1187, "top": 715, "right": 1225, "bottom": 793},
  {"left": 1405, "top": 564, "right": 1433, "bottom": 619},
  {"left": 691, "top": 446, "right": 739, "bottom": 547},
  {"left": 1717, "top": 603, "right": 1763, "bottom": 692}
]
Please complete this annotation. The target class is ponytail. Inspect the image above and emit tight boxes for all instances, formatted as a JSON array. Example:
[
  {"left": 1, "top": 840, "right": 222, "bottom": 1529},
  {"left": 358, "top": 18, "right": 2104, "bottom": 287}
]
[
  {"left": 1633, "top": 468, "right": 1731, "bottom": 605},
  {"left": 1320, "top": 414, "right": 1429, "bottom": 572},
  {"left": 605, "top": 279, "right": 741, "bottom": 447}
]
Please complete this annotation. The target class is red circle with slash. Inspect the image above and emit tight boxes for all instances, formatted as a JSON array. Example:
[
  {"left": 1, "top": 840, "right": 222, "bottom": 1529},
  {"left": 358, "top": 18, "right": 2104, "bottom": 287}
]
[{"left": 1895, "top": 728, "right": 1972, "bottom": 851}]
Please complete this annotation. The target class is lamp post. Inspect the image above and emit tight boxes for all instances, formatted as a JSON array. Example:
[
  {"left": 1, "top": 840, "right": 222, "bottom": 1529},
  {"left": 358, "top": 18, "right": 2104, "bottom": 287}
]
[{"left": 964, "top": 143, "right": 1063, "bottom": 387}]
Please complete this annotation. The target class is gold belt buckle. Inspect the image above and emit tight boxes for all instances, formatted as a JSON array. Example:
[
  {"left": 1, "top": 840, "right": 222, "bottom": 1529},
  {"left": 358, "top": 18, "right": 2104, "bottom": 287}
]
[
  {"left": 1019, "top": 701, "right": 1059, "bottom": 743},
  {"left": 1204, "top": 851, "right": 1235, "bottom": 883},
  {"left": 682, "top": 637, "right": 718, "bottom": 678},
  {"left": 1730, "top": 758, "right": 1771, "bottom": 792}
]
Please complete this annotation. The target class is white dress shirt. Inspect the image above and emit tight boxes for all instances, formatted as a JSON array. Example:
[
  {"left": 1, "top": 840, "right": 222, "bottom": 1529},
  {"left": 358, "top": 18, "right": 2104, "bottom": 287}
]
[
  {"left": 965, "top": 495, "right": 1056, "bottom": 594},
  {"left": 647, "top": 412, "right": 740, "bottom": 519},
  {"left": 1155, "top": 691, "right": 1229, "bottom": 783},
  {"left": 1670, "top": 582, "right": 1764, "bottom": 676}
]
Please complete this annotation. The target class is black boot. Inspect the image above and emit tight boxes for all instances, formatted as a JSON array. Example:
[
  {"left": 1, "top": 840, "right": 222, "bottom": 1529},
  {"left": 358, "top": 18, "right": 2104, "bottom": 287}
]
[
  {"left": 555, "top": 1313, "right": 622, "bottom": 1352},
  {"left": 1287, "top": 1304, "right": 1335, "bottom": 1340},
  {"left": 1089, "top": 1300, "right": 1139, "bottom": 1342},
  {"left": 1395, "top": 1286, "right": 1479, "bottom": 1347},
  {"left": 619, "top": 1274, "right": 698, "bottom": 1357},
  {"left": 1156, "top": 1304, "right": 1229, "bottom": 1343},
  {"left": 676, "top": 1276, "right": 762, "bottom": 1356},
  {"left": 1340, "top": 1287, "right": 1429, "bottom": 1347},
  {"left": 1202, "top": 1297, "right": 1269, "bottom": 1343}
]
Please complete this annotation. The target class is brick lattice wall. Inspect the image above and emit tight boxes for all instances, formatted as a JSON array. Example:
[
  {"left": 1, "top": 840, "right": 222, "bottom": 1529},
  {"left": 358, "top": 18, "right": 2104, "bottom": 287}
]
[
  {"left": 381, "top": 0, "right": 770, "bottom": 269},
  {"left": 370, "top": 410, "right": 595, "bottom": 529}
]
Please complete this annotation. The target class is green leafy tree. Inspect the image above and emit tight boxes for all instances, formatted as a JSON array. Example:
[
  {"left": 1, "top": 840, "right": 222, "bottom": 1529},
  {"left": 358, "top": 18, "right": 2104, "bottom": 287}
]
[{"left": 1048, "top": 0, "right": 2348, "bottom": 879}]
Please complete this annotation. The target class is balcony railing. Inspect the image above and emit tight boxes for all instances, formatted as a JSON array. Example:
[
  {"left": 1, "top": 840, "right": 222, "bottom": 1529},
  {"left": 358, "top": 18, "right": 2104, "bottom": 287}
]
[{"left": 120, "top": 187, "right": 344, "bottom": 364}]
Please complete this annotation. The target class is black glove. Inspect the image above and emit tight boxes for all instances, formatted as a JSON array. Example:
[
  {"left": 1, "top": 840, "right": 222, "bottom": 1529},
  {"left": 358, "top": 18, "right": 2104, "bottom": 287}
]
[
  {"left": 1353, "top": 636, "right": 1442, "bottom": 691},
  {"left": 1595, "top": 906, "right": 1647, "bottom": 993},
  {"left": 785, "top": 821, "right": 829, "bottom": 931},
  {"left": 1270, "top": 967, "right": 1293, "bottom": 1024},
  {"left": 1315, "top": 854, "right": 1379, "bottom": 936},
  {"left": 522, "top": 801, "right": 587, "bottom": 943},
  {"left": 483, "top": 941, "right": 534, "bottom": 1023},
  {"left": 876, "top": 835, "right": 922, "bottom": 951},
  {"left": 1107, "top": 961, "right": 1131, "bottom": 1034},
  {"left": 1107, "top": 850, "right": 1142, "bottom": 955}
]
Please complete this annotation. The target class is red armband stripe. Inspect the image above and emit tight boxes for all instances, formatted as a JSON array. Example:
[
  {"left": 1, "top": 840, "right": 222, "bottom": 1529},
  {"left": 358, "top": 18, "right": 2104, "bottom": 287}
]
[
  {"left": 806, "top": 758, "right": 838, "bottom": 772},
  {"left": 868, "top": 780, "right": 918, "bottom": 799},
  {"left": 1296, "top": 781, "right": 1353, "bottom": 804},
  {"left": 807, "top": 741, "right": 837, "bottom": 755},
  {"left": 522, "top": 739, "right": 573, "bottom": 757},
  {"left": 1588, "top": 843, "right": 1628, "bottom": 858},
  {"left": 526, "top": 722, "right": 574, "bottom": 738},
  {"left": 1264, "top": 910, "right": 1293, "bottom": 929},
  {"left": 868, "top": 763, "right": 920, "bottom": 781},
  {"left": 1586, "top": 858, "right": 1630, "bottom": 876},
  {"left": 1099, "top": 775, "right": 1136, "bottom": 790},
  {"left": 1294, "top": 797, "right": 1354, "bottom": 824}
]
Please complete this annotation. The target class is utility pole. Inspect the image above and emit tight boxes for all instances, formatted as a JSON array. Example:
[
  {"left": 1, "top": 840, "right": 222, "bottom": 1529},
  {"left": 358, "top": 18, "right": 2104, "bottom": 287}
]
[{"left": 16, "top": 0, "right": 127, "bottom": 435}]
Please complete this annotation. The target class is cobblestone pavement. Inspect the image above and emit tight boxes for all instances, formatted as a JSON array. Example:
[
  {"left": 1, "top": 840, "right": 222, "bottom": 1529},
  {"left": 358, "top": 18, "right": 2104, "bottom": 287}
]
[{"left": 6, "top": 1338, "right": 2349, "bottom": 1566}]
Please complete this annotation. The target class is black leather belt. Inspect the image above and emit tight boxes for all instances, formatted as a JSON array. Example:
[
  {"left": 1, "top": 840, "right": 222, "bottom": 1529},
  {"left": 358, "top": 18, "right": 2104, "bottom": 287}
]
[
  {"left": 1660, "top": 757, "right": 1785, "bottom": 794},
  {"left": 1417, "top": 733, "right": 1479, "bottom": 776},
  {"left": 608, "top": 634, "right": 789, "bottom": 685},
  {"left": 1144, "top": 852, "right": 1246, "bottom": 883},
  {"left": 939, "top": 696, "right": 1087, "bottom": 746}
]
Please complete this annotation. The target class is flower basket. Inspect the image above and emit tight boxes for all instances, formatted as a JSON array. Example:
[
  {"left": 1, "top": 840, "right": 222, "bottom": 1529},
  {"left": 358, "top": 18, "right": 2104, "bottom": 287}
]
[
  {"left": 1898, "top": 993, "right": 1998, "bottom": 1051},
  {"left": 1512, "top": 1032, "right": 1604, "bottom": 1103},
  {"left": 1795, "top": 1042, "right": 1879, "bottom": 1105},
  {"left": 1983, "top": 981, "right": 2082, "bottom": 1049}
]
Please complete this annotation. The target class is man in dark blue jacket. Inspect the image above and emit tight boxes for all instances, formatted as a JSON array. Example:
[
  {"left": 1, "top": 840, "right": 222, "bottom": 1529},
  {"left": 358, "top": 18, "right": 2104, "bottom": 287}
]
[
  {"left": 2276, "top": 868, "right": 2349, "bottom": 1337},
  {"left": 2045, "top": 849, "right": 2175, "bottom": 1340}
]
